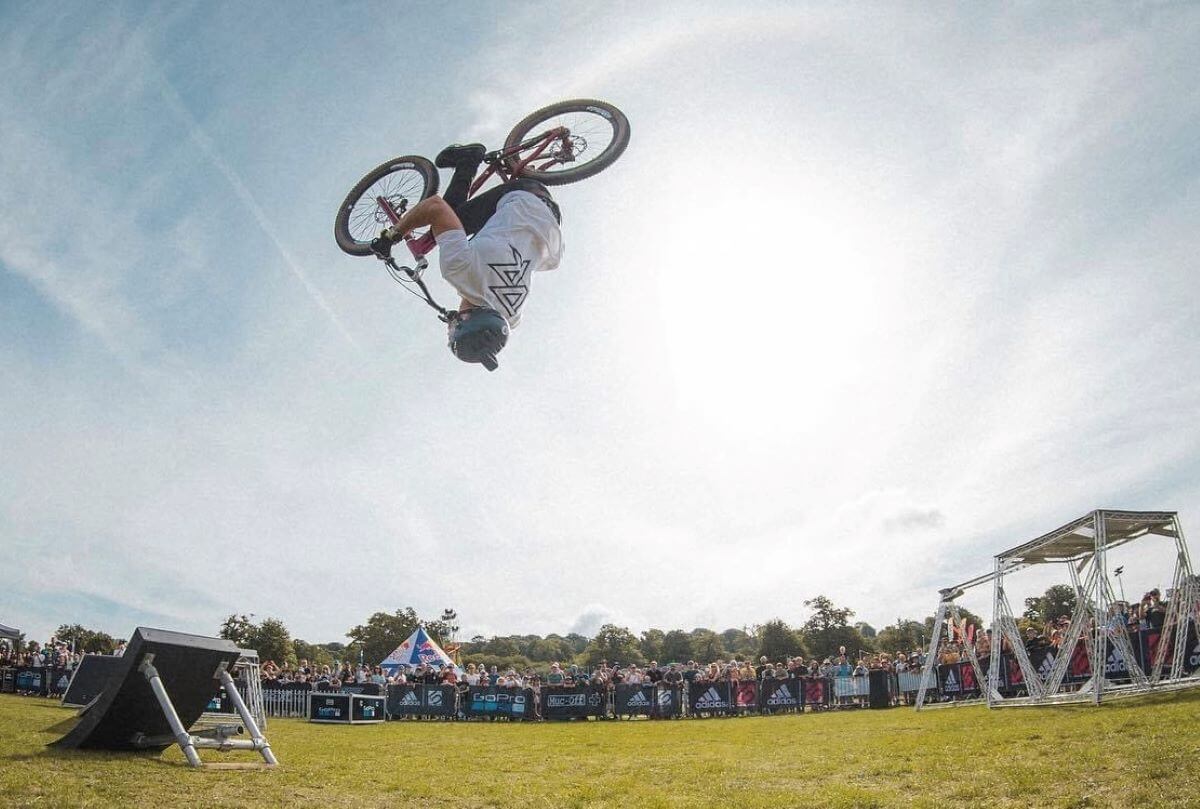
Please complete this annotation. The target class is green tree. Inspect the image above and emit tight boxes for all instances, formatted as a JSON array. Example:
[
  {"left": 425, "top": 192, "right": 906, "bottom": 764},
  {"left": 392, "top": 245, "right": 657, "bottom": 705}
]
[
  {"left": 1026, "top": 585, "right": 1077, "bottom": 625},
  {"left": 55, "top": 624, "right": 117, "bottom": 654},
  {"left": 562, "top": 633, "right": 589, "bottom": 654},
  {"left": 660, "top": 630, "right": 694, "bottom": 663},
  {"left": 720, "top": 628, "right": 757, "bottom": 658},
  {"left": 875, "top": 619, "right": 927, "bottom": 653},
  {"left": 347, "top": 608, "right": 423, "bottom": 667},
  {"left": 801, "top": 596, "right": 871, "bottom": 660},
  {"left": 292, "top": 639, "right": 333, "bottom": 669},
  {"left": 247, "top": 617, "right": 291, "bottom": 664},
  {"left": 690, "top": 629, "right": 726, "bottom": 664},
  {"left": 582, "top": 624, "right": 644, "bottom": 666},
  {"left": 219, "top": 614, "right": 256, "bottom": 647},
  {"left": 638, "top": 629, "right": 666, "bottom": 662},
  {"left": 854, "top": 622, "right": 877, "bottom": 639},
  {"left": 756, "top": 619, "right": 806, "bottom": 661},
  {"left": 483, "top": 637, "right": 522, "bottom": 658}
]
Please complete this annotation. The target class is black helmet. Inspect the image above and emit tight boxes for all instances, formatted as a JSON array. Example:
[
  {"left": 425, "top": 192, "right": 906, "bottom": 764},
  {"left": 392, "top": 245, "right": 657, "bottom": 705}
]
[{"left": 448, "top": 307, "right": 509, "bottom": 371}]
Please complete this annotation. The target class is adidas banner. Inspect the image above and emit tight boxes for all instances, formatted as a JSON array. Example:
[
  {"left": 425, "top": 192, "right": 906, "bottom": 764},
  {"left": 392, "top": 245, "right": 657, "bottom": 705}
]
[
  {"left": 611, "top": 684, "right": 682, "bottom": 717},
  {"left": 614, "top": 684, "right": 656, "bottom": 716},
  {"left": 760, "top": 678, "right": 800, "bottom": 711},
  {"left": 386, "top": 684, "right": 457, "bottom": 717},
  {"left": 541, "top": 685, "right": 608, "bottom": 719},
  {"left": 688, "top": 682, "right": 733, "bottom": 715},
  {"left": 464, "top": 686, "right": 534, "bottom": 719}
]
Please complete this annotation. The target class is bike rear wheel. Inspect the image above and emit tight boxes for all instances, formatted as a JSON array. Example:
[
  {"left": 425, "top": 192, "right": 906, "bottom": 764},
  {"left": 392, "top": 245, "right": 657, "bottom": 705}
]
[
  {"left": 504, "top": 99, "right": 630, "bottom": 186},
  {"left": 334, "top": 156, "right": 439, "bottom": 256}
]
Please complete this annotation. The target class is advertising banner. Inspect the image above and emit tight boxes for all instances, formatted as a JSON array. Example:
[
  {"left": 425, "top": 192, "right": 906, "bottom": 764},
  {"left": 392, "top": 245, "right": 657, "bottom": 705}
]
[
  {"left": 613, "top": 684, "right": 655, "bottom": 716},
  {"left": 733, "top": 680, "right": 758, "bottom": 711},
  {"left": 387, "top": 684, "right": 457, "bottom": 717},
  {"left": 688, "top": 682, "right": 732, "bottom": 715},
  {"left": 464, "top": 686, "right": 533, "bottom": 719},
  {"left": 760, "top": 678, "right": 799, "bottom": 711},
  {"left": 542, "top": 685, "right": 607, "bottom": 719},
  {"left": 802, "top": 677, "right": 829, "bottom": 707}
]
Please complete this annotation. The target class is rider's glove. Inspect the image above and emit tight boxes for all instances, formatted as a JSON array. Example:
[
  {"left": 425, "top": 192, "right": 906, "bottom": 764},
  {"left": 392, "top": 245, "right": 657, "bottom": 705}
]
[{"left": 370, "top": 230, "right": 395, "bottom": 259}]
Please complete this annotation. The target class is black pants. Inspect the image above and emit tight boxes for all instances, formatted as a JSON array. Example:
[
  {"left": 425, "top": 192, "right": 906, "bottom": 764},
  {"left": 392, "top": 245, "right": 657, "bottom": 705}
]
[{"left": 443, "top": 157, "right": 561, "bottom": 236}]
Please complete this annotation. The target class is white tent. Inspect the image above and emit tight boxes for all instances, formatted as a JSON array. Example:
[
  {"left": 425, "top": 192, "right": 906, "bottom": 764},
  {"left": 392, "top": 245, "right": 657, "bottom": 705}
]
[{"left": 379, "top": 626, "right": 459, "bottom": 675}]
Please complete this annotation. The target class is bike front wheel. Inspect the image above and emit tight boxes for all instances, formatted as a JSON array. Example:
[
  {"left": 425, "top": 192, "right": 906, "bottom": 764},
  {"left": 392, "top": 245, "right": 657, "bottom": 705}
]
[
  {"left": 334, "top": 156, "right": 439, "bottom": 256},
  {"left": 504, "top": 99, "right": 630, "bottom": 186}
]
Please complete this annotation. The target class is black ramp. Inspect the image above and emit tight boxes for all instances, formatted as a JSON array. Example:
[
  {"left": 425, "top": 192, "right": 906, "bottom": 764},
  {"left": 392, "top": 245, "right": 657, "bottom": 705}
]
[
  {"left": 61, "top": 655, "right": 124, "bottom": 708},
  {"left": 52, "top": 627, "right": 240, "bottom": 752}
]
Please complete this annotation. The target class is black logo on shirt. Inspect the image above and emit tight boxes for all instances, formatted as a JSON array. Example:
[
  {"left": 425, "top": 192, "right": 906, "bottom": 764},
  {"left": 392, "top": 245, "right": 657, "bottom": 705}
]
[{"left": 487, "top": 244, "right": 531, "bottom": 318}]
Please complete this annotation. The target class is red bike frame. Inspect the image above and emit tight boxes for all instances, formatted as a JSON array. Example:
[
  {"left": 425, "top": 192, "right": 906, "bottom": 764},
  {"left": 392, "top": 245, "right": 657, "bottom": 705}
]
[{"left": 375, "top": 126, "right": 571, "bottom": 259}]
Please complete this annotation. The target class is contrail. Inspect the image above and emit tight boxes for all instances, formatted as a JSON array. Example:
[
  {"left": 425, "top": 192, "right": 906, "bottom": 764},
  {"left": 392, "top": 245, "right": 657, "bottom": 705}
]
[{"left": 153, "top": 70, "right": 359, "bottom": 350}]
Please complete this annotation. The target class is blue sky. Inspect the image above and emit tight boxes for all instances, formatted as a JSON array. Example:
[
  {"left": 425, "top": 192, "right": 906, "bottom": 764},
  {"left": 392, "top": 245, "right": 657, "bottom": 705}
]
[{"left": 2, "top": 2, "right": 1198, "bottom": 647}]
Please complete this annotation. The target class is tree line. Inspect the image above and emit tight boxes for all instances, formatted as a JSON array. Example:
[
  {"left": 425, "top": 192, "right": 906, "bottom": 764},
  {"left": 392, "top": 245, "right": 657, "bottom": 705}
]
[{"left": 34, "top": 586, "right": 1076, "bottom": 669}]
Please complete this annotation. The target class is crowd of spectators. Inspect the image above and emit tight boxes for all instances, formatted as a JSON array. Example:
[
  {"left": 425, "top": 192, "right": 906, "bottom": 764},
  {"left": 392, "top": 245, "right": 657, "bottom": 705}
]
[
  {"left": 0, "top": 636, "right": 128, "bottom": 671},
  {"left": 934, "top": 588, "right": 1172, "bottom": 667},
  {"left": 254, "top": 648, "right": 930, "bottom": 698}
]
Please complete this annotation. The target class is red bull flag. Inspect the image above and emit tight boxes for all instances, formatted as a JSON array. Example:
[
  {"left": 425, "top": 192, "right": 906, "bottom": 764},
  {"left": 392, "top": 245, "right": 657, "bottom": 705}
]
[{"left": 380, "top": 626, "right": 460, "bottom": 675}]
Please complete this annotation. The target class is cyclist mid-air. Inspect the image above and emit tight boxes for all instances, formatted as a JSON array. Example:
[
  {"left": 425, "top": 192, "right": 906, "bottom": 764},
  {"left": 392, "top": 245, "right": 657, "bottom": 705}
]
[
  {"left": 369, "top": 144, "right": 563, "bottom": 371},
  {"left": 334, "top": 99, "right": 630, "bottom": 372}
]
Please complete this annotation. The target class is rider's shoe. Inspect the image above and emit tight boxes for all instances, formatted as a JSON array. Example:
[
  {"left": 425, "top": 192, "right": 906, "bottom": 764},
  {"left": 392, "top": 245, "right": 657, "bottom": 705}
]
[{"left": 435, "top": 143, "right": 486, "bottom": 169}]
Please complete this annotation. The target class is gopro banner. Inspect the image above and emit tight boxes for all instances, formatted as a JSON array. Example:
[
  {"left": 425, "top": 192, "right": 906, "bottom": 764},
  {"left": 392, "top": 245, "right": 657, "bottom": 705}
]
[
  {"left": 542, "top": 686, "right": 608, "bottom": 719},
  {"left": 688, "top": 682, "right": 733, "bottom": 715},
  {"left": 387, "top": 684, "right": 457, "bottom": 717},
  {"left": 464, "top": 686, "right": 533, "bottom": 719},
  {"left": 760, "top": 678, "right": 800, "bottom": 711}
]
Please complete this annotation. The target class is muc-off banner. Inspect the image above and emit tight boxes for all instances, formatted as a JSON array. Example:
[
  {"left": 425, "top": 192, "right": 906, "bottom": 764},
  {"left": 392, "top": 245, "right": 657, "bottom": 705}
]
[
  {"left": 464, "top": 686, "right": 533, "bottom": 719},
  {"left": 733, "top": 680, "right": 758, "bottom": 712},
  {"left": 760, "top": 678, "right": 800, "bottom": 711},
  {"left": 689, "top": 682, "right": 733, "bottom": 715},
  {"left": 802, "top": 677, "right": 829, "bottom": 707},
  {"left": 612, "top": 684, "right": 682, "bottom": 717},
  {"left": 0, "top": 668, "right": 15, "bottom": 694},
  {"left": 542, "top": 686, "right": 607, "bottom": 719},
  {"left": 387, "top": 684, "right": 457, "bottom": 717}
]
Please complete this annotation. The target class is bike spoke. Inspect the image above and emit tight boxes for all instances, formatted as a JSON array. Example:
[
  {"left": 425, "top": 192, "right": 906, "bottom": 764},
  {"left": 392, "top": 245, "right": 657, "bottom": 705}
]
[
  {"left": 515, "top": 110, "right": 617, "bottom": 174},
  {"left": 346, "top": 168, "right": 428, "bottom": 243}
]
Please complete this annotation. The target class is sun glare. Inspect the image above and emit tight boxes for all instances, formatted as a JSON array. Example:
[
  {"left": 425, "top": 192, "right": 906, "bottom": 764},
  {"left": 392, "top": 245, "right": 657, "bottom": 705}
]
[{"left": 652, "top": 167, "right": 895, "bottom": 439}]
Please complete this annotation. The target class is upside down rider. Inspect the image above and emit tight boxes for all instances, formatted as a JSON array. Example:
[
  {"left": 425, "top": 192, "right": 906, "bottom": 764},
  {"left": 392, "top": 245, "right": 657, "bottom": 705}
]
[{"left": 371, "top": 144, "right": 563, "bottom": 371}]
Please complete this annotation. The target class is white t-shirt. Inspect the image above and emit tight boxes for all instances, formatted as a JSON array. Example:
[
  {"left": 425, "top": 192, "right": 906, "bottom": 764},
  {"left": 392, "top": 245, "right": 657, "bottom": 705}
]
[{"left": 435, "top": 190, "right": 563, "bottom": 328}]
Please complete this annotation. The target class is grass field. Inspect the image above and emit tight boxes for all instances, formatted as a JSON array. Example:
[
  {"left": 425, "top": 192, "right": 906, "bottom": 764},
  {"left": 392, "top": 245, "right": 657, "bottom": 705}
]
[{"left": 3, "top": 691, "right": 1200, "bottom": 808}]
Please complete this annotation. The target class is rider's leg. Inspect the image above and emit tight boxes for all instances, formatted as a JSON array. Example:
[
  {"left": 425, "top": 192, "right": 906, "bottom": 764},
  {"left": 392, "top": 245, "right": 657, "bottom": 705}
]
[
  {"left": 438, "top": 144, "right": 486, "bottom": 210},
  {"left": 383, "top": 195, "right": 463, "bottom": 240},
  {"left": 454, "top": 179, "right": 559, "bottom": 236}
]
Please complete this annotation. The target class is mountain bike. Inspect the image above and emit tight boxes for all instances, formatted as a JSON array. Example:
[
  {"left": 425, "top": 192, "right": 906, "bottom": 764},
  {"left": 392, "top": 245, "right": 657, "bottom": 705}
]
[
  {"left": 332, "top": 99, "right": 629, "bottom": 321},
  {"left": 334, "top": 98, "right": 629, "bottom": 258}
]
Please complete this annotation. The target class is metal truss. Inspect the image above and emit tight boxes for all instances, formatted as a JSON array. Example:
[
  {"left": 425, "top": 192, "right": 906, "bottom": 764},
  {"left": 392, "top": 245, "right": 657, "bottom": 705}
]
[{"left": 918, "top": 510, "right": 1200, "bottom": 711}]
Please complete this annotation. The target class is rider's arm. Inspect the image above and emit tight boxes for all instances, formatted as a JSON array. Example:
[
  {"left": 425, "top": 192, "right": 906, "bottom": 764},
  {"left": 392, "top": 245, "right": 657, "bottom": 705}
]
[{"left": 383, "top": 195, "right": 464, "bottom": 240}]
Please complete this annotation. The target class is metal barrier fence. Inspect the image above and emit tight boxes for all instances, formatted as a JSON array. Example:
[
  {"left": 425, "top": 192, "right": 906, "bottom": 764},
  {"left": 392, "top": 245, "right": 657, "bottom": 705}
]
[{"left": 253, "top": 674, "right": 943, "bottom": 719}]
